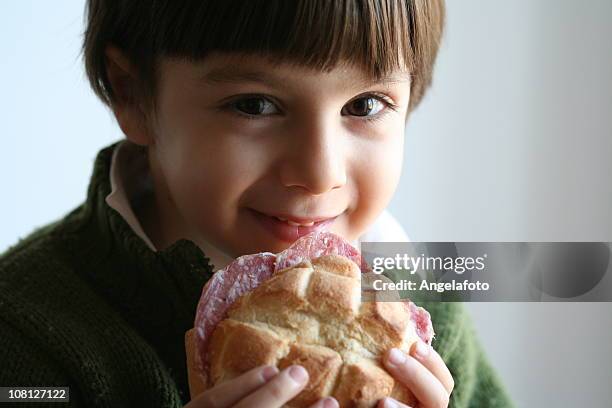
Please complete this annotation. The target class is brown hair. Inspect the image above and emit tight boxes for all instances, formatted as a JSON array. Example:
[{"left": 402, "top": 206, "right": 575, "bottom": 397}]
[{"left": 82, "top": 0, "right": 445, "bottom": 117}]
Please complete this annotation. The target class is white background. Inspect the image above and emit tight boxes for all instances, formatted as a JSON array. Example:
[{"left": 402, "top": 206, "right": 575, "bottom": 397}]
[{"left": 1, "top": 1, "right": 611, "bottom": 406}]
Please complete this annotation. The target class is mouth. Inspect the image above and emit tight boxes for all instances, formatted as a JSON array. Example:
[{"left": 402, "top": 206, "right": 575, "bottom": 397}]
[{"left": 248, "top": 209, "right": 340, "bottom": 243}]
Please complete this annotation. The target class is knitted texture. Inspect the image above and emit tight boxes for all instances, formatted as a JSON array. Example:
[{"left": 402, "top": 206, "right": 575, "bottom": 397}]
[{"left": 0, "top": 141, "right": 514, "bottom": 407}]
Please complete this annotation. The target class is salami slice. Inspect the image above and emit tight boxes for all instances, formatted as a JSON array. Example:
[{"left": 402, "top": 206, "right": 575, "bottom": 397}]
[
  {"left": 194, "top": 252, "right": 276, "bottom": 377},
  {"left": 407, "top": 301, "right": 435, "bottom": 345},
  {"left": 275, "top": 231, "right": 364, "bottom": 272}
]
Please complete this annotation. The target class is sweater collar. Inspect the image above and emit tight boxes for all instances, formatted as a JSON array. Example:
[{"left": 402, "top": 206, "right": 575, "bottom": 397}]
[
  {"left": 103, "top": 139, "right": 234, "bottom": 271},
  {"left": 79, "top": 140, "right": 214, "bottom": 336}
]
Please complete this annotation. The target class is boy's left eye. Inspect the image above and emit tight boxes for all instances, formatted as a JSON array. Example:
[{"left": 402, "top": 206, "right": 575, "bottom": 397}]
[{"left": 342, "top": 96, "right": 387, "bottom": 117}]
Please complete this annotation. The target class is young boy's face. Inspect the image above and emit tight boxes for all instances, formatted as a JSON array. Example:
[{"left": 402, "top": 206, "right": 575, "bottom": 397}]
[{"left": 138, "top": 53, "right": 411, "bottom": 257}]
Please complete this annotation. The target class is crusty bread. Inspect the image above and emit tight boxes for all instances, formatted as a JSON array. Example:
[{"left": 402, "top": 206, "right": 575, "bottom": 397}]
[
  {"left": 187, "top": 254, "right": 420, "bottom": 407},
  {"left": 185, "top": 328, "right": 206, "bottom": 398}
]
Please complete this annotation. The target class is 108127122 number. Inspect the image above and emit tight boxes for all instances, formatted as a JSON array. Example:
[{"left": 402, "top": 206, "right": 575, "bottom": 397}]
[{"left": 1, "top": 387, "right": 69, "bottom": 402}]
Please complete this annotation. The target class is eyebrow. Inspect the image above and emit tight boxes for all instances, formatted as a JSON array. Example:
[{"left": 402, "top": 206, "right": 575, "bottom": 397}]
[{"left": 199, "top": 66, "right": 411, "bottom": 89}]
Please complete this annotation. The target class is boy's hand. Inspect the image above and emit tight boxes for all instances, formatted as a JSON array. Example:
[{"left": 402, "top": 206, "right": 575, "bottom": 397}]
[
  {"left": 380, "top": 341, "right": 454, "bottom": 408},
  {"left": 184, "top": 364, "right": 339, "bottom": 408},
  {"left": 184, "top": 342, "right": 452, "bottom": 408}
]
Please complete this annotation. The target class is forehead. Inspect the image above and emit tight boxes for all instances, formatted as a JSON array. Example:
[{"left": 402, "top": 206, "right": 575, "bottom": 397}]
[{"left": 164, "top": 52, "right": 411, "bottom": 90}]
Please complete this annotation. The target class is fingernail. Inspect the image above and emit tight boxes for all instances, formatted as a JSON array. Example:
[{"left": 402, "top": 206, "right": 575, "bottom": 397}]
[
  {"left": 288, "top": 365, "right": 308, "bottom": 384},
  {"left": 414, "top": 340, "right": 430, "bottom": 359},
  {"left": 388, "top": 348, "right": 406, "bottom": 366},
  {"left": 383, "top": 397, "right": 401, "bottom": 408},
  {"left": 321, "top": 397, "right": 339, "bottom": 408},
  {"left": 261, "top": 365, "right": 279, "bottom": 382}
]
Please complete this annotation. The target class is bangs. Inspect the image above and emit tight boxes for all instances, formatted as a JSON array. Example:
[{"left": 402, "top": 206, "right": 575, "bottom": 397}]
[
  {"left": 83, "top": 0, "right": 445, "bottom": 113},
  {"left": 160, "top": 0, "right": 413, "bottom": 80}
]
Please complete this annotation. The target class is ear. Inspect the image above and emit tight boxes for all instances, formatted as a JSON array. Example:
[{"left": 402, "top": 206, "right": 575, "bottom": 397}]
[{"left": 104, "top": 45, "right": 153, "bottom": 146}]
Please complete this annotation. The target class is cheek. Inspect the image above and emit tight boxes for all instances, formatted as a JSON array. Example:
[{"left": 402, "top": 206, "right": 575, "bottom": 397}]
[
  {"left": 154, "top": 118, "right": 270, "bottom": 232},
  {"left": 348, "top": 133, "right": 405, "bottom": 236}
]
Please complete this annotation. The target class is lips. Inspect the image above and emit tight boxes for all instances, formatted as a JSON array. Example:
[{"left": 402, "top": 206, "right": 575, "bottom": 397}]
[{"left": 249, "top": 209, "right": 339, "bottom": 243}]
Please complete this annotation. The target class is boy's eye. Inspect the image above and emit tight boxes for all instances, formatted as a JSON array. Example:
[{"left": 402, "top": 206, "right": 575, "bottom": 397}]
[
  {"left": 232, "top": 96, "right": 279, "bottom": 116},
  {"left": 342, "top": 96, "right": 386, "bottom": 117}
]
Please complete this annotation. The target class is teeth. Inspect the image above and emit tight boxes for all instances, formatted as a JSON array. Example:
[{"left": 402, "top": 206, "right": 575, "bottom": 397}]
[{"left": 275, "top": 217, "right": 316, "bottom": 227}]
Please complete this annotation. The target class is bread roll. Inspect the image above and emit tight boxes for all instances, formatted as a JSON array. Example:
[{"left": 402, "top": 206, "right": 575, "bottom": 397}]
[{"left": 187, "top": 254, "right": 423, "bottom": 407}]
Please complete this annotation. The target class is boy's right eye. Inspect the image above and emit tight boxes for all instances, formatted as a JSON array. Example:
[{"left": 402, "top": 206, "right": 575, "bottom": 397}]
[{"left": 229, "top": 96, "right": 280, "bottom": 117}]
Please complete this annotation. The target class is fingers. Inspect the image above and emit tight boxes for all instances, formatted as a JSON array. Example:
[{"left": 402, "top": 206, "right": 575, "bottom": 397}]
[
  {"left": 408, "top": 341, "right": 454, "bottom": 394},
  {"left": 233, "top": 365, "right": 309, "bottom": 408},
  {"left": 377, "top": 397, "right": 413, "bottom": 408},
  {"left": 308, "top": 396, "right": 339, "bottom": 408},
  {"left": 384, "top": 348, "right": 450, "bottom": 408},
  {"left": 192, "top": 365, "right": 279, "bottom": 408}
]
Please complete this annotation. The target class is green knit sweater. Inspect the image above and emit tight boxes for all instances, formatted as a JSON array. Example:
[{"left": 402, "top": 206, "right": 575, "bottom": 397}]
[{"left": 0, "top": 142, "right": 514, "bottom": 407}]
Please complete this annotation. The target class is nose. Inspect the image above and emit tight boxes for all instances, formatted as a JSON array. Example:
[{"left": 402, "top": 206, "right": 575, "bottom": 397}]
[{"left": 279, "top": 118, "right": 347, "bottom": 195}]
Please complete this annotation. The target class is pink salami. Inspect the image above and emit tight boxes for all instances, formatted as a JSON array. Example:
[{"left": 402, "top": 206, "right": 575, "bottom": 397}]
[
  {"left": 407, "top": 301, "right": 435, "bottom": 345},
  {"left": 194, "top": 252, "right": 276, "bottom": 377},
  {"left": 275, "top": 231, "right": 364, "bottom": 272}
]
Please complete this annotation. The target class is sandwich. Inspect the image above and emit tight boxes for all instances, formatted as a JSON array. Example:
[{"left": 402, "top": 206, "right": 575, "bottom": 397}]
[{"left": 185, "top": 232, "right": 434, "bottom": 407}]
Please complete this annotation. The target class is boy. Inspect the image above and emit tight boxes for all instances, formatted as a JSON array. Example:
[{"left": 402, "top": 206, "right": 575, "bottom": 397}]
[{"left": 0, "top": 1, "right": 513, "bottom": 407}]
